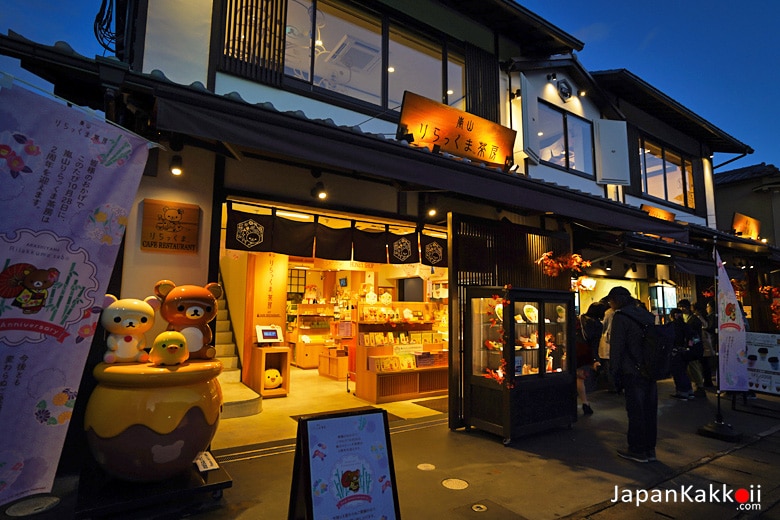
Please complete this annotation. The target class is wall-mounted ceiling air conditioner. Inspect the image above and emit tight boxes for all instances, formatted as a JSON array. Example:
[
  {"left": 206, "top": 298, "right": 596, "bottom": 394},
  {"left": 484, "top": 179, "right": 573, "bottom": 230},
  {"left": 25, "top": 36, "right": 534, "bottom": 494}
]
[{"left": 326, "top": 35, "right": 380, "bottom": 72}]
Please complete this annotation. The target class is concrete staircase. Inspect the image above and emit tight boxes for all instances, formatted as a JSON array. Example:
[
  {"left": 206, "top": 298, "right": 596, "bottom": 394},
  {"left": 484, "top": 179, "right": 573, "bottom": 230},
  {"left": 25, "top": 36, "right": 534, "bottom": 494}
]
[{"left": 215, "top": 296, "right": 262, "bottom": 418}]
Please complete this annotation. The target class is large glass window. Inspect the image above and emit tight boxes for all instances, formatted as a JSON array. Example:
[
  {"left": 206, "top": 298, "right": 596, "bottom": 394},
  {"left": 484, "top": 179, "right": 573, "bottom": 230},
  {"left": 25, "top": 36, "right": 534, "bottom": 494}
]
[
  {"left": 388, "top": 26, "right": 442, "bottom": 109},
  {"left": 639, "top": 137, "right": 695, "bottom": 209},
  {"left": 538, "top": 102, "right": 594, "bottom": 175},
  {"left": 282, "top": 0, "right": 463, "bottom": 113}
]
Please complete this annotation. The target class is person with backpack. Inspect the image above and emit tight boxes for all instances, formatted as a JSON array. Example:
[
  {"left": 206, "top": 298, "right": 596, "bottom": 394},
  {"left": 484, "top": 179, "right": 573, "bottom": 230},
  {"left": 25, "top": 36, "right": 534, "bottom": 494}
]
[{"left": 607, "top": 286, "right": 658, "bottom": 463}]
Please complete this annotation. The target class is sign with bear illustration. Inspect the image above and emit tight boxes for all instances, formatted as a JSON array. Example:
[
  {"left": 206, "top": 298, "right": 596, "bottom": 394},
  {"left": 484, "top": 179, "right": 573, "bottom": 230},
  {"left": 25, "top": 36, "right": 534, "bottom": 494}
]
[
  {"left": 288, "top": 409, "right": 400, "bottom": 519},
  {"left": 0, "top": 81, "right": 149, "bottom": 506},
  {"left": 140, "top": 198, "right": 200, "bottom": 253}
]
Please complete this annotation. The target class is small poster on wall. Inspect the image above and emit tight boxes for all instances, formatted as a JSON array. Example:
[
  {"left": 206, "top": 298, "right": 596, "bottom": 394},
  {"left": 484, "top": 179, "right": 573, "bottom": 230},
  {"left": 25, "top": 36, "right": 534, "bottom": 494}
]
[
  {"left": 288, "top": 409, "right": 400, "bottom": 519},
  {"left": 140, "top": 198, "right": 200, "bottom": 253}
]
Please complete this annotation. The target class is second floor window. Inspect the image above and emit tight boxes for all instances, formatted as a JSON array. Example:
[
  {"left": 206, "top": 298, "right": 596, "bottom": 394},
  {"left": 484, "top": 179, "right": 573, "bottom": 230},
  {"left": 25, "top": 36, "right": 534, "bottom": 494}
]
[
  {"left": 225, "top": 0, "right": 466, "bottom": 113},
  {"left": 639, "top": 138, "right": 695, "bottom": 209},
  {"left": 537, "top": 102, "right": 594, "bottom": 176}
]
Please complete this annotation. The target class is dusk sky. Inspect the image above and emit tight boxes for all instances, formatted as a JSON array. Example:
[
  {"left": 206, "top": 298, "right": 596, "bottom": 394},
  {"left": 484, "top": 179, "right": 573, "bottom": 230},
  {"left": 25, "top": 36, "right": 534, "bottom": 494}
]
[{"left": 0, "top": 1, "right": 777, "bottom": 172}]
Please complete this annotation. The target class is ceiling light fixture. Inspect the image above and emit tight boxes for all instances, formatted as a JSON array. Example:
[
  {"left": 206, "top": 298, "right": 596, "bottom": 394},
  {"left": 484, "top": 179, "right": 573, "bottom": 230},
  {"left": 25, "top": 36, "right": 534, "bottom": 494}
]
[
  {"left": 311, "top": 181, "right": 327, "bottom": 200},
  {"left": 169, "top": 155, "right": 183, "bottom": 176}
]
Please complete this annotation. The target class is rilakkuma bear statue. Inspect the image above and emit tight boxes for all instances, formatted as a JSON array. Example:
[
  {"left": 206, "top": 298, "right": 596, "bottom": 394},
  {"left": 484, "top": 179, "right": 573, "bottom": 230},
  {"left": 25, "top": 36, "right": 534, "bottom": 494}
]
[
  {"left": 100, "top": 295, "right": 161, "bottom": 363},
  {"left": 154, "top": 280, "right": 223, "bottom": 360},
  {"left": 264, "top": 368, "right": 283, "bottom": 389},
  {"left": 149, "top": 330, "right": 189, "bottom": 366}
]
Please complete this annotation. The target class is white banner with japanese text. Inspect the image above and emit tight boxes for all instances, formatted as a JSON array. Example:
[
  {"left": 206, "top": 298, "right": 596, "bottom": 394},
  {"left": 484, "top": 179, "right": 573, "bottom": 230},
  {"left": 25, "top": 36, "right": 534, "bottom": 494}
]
[
  {"left": 0, "top": 81, "right": 149, "bottom": 506},
  {"left": 716, "top": 250, "right": 749, "bottom": 391}
]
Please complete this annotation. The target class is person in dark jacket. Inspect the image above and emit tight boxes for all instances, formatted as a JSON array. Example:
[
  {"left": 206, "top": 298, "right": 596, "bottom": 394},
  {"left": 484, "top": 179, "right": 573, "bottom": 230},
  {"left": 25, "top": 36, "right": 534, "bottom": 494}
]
[
  {"left": 607, "top": 286, "right": 658, "bottom": 463},
  {"left": 668, "top": 308, "right": 695, "bottom": 400}
]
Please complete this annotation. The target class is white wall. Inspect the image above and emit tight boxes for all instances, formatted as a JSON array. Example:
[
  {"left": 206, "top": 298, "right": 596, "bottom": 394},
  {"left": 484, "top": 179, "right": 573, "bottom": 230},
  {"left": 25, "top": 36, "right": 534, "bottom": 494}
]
[{"left": 121, "top": 146, "right": 215, "bottom": 338}]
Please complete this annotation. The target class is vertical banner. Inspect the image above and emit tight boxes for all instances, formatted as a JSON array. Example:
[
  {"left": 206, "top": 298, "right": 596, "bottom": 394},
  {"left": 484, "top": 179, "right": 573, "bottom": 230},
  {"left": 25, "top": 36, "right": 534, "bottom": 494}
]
[
  {"left": 0, "top": 83, "right": 149, "bottom": 506},
  {"left": 716, "top": 250, "right": 749, "bottom": 391}
]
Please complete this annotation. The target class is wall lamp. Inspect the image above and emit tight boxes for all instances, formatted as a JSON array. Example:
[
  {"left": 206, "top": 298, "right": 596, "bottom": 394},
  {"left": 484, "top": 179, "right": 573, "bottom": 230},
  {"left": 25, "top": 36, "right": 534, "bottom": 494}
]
[
  {"left": 546, "top": 73, "right": 557, "bottom": 82},
  {"left": 169, "top": 155, "right": 183, "bottom": 176},
  {"left": 624, "top": 262, "right": 637, "bottom": 273},
  {"left": 600, "top": 260, "right": 612, "bottom": 271},
  {"left": 311, "top": 181, "right": 327, "bottom": 200},
  {"left": 557, "top": 79, "right": 573, "bottom": 102},
  {"left": 510, "top": 88, "right": 521, "bottom": 100}
]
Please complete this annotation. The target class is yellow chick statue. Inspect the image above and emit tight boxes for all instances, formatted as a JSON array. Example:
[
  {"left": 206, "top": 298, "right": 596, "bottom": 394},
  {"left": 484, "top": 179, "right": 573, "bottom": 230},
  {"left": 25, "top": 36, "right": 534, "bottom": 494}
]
[{"left": 149, "top": 331, "right": 189, "bottom": 366}]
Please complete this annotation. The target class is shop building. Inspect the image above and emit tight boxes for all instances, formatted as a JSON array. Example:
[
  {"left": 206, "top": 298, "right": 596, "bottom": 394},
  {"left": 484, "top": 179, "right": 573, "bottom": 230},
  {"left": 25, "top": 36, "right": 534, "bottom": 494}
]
[{"left": 2, "top": 0, "right": 778, "bottom": 445}]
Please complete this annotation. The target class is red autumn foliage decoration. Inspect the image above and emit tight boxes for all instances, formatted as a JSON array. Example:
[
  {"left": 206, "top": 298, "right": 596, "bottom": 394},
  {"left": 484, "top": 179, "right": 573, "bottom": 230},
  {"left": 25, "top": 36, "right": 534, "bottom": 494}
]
[{"left": 536, "top": 251, "right": 591, "bottom": 277}]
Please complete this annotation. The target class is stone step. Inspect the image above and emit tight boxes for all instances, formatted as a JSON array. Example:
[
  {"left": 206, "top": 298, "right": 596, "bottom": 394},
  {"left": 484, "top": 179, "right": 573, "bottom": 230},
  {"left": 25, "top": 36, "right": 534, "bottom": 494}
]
[
  {"left": 215, "top": 331, "right": 233, "bottom": 345},
  {"left": 215, "top": 320, "right": 230, "bottom": 332},
  {"left": 215, "top": 342, "right": 236, "bottom": 358},
  {"left": 217, "top": 355, "right": 238, "bottom": 369},
  {"left": 219, "top": 381, "right": 262, "bottom": 419},
  {"left": 218, "top": 367, "right": 242, "bottom": 384}
]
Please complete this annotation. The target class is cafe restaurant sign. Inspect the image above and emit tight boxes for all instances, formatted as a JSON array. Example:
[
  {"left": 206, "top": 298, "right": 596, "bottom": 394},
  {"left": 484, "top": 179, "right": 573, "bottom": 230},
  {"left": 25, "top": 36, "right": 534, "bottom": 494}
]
[
  {"left": 397, "top": 91, "right": 517, "bottom": 170},
  {"left": 141, "top": 198, "right": 200, "bottom": 253}
]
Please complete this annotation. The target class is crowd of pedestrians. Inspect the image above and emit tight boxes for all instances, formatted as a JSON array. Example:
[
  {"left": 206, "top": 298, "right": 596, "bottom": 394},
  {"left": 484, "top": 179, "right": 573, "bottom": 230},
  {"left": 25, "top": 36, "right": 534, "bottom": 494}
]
[{"left": 576, "top": 289, "right": 720, "bottom": 463}]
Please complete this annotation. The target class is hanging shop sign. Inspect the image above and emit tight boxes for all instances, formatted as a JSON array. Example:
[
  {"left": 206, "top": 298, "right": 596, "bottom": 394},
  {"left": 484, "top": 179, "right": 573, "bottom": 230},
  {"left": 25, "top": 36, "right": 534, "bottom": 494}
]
[
  {"left": 731, "top": 212, "right": 760, "bottom": 240},
  {"left": 397, "top": 91, "right": 517, "bottom": 170},
  {"left": 141, "top": 198, "right": 200, "bottom": 253}
]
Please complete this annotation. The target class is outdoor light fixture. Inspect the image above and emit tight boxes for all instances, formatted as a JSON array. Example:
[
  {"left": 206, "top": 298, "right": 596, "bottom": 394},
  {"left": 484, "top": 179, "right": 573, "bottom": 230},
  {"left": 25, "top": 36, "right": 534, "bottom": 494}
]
[
  {"left": 169, "top": 155, "right": 183, "bottom": 176},
  {"left": 510, "top": 88, "right": 521, "bottom": 99},
  {"left": 557, "top": 79, "right": 573, "bottom": 102},
  {"left": 605, "top": 260, "right": 612, "bottom": 271},
  {"left": 546, "top": 73, "right": 557, "bottom": 82},
  {"left": 311, "top": 182, "right": 327, "bottom": 200},
  {"left": 578, "top": 89, "right": 586, "bottom": 97}
]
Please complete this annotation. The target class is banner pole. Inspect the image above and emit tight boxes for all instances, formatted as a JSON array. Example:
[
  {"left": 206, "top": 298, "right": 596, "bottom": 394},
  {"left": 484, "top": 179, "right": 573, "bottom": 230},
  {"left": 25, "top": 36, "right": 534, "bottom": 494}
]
[{"left": 698, "top": 239, "right": 742, "bottom": 441}]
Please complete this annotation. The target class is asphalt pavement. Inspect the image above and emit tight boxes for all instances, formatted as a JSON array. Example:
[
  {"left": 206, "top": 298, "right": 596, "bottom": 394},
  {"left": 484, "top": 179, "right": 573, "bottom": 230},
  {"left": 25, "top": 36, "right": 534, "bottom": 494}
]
[{"left": 6, "top": 381, "right": 780, "bottom": 519}]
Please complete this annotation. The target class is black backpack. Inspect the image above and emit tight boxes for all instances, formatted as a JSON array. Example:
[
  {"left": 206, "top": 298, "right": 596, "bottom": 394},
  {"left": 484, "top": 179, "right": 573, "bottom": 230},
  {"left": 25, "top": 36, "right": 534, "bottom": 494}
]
[{"left": 616, "top": 311, "right": 674, "bottom": 381}]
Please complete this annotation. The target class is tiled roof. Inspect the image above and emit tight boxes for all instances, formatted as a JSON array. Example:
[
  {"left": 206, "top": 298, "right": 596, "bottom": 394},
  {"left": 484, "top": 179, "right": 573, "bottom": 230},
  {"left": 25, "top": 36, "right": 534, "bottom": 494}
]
[{"left": 713, "top": 162, "right": 780, "bottom": 186}]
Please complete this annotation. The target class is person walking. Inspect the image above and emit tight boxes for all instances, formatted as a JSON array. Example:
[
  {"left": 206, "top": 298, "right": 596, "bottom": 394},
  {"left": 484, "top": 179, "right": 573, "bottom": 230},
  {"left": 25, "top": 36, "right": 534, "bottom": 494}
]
[
  {"left": 678, "top": 299, "right": 706, "bottom": 397},
  {"left": 607, "top": 286, "right": 658, "bottom": 463},
  {"left": 598, "top": 303, "right": 619, "bottom": 393},
  {"left": 698, "top": 300, "right": 716, "bottom": 387},
  {"left": 575, "top": 301, "right": 607, "bottom": 415},
  {"left": 668, "top": 308, "right": 696, "bottom": 400}
]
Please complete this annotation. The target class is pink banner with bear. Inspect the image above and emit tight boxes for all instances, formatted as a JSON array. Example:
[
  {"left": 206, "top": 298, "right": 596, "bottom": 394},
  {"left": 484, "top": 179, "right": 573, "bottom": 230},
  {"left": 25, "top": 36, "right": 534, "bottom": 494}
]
[{"left": 0, "top": 81, "right": 149, "bottom": 506}]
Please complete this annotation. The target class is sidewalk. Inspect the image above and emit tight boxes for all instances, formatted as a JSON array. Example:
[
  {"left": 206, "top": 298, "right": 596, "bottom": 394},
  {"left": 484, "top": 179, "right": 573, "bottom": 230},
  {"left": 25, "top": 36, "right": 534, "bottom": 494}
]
[
  {"left": 200, "top": 382, "right": 780, "bottom": 519},
  {"left": 9, "top": 381, "right": 780, "bottom": 519}
]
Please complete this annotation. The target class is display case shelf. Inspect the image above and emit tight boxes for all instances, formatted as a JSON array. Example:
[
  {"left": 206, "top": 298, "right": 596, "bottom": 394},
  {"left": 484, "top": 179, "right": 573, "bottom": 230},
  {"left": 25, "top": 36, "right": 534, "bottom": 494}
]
[
  {"left": 352, "top": 302, "right": 448, "bottom": 403},
  {"left": 465, "top": 287, "right": 576, "bottom": 443}
]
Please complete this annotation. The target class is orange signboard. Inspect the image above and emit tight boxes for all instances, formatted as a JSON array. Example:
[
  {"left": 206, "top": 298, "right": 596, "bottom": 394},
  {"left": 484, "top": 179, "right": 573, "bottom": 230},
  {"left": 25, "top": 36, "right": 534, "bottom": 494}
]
[
  {"left": 397, "top": 91, "right": 517, "bottom": 170},
  {"left": 732, "top": 212, "right": 760, "bottom": 240},
  {"left": 141, "top": 198, "right": 200, "bottom": 253},
  {"left": 640, "top": 204, "right": 676, "bottom": 222}
]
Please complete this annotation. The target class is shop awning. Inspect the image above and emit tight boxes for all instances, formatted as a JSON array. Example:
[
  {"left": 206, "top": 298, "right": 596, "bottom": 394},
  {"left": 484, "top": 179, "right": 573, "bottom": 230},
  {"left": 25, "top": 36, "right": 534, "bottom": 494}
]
[
  {"left": 674, "top": 258, "right": 744, "bottom": 279},
  {"left": 155, "top": 93, "right": 690, "bottom": 242}
]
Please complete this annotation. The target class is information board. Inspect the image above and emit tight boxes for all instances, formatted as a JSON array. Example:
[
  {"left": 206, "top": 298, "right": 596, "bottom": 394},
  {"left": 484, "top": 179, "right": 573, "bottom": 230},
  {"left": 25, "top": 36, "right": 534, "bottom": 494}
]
[
  {"left": 746, "top": 332, "right": 780, "bottom": 395},
  {"left": 288, "top": 409, "right": 400, "bottom": 519}
]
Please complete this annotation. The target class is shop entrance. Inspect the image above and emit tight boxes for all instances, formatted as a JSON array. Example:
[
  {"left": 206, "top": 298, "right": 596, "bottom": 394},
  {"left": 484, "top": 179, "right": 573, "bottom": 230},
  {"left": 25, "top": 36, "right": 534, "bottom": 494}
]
[{"left": 218, "top": 200, "right": 450, "bottom": 426}]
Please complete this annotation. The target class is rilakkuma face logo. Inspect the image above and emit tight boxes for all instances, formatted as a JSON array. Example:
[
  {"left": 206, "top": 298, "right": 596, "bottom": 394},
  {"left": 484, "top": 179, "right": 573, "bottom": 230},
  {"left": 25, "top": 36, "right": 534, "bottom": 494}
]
[
  {"left": 392, "top": 238, "right": 412, "bottom": 262},
  {"left": 236, "top": 219, "right": 264, "bottom": 248},
  {"left": 156, "top": 206, "right": 184, "bottom": 232},
  {"left": 424, "top": 241, "right": 444, "bottom": 265}
]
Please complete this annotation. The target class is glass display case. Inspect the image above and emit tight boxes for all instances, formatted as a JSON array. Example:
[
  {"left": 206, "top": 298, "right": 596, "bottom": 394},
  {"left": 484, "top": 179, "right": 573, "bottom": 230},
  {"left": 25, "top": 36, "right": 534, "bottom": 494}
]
[{"left": 465, "top": 287, "right": 576, "bottom": 443}]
